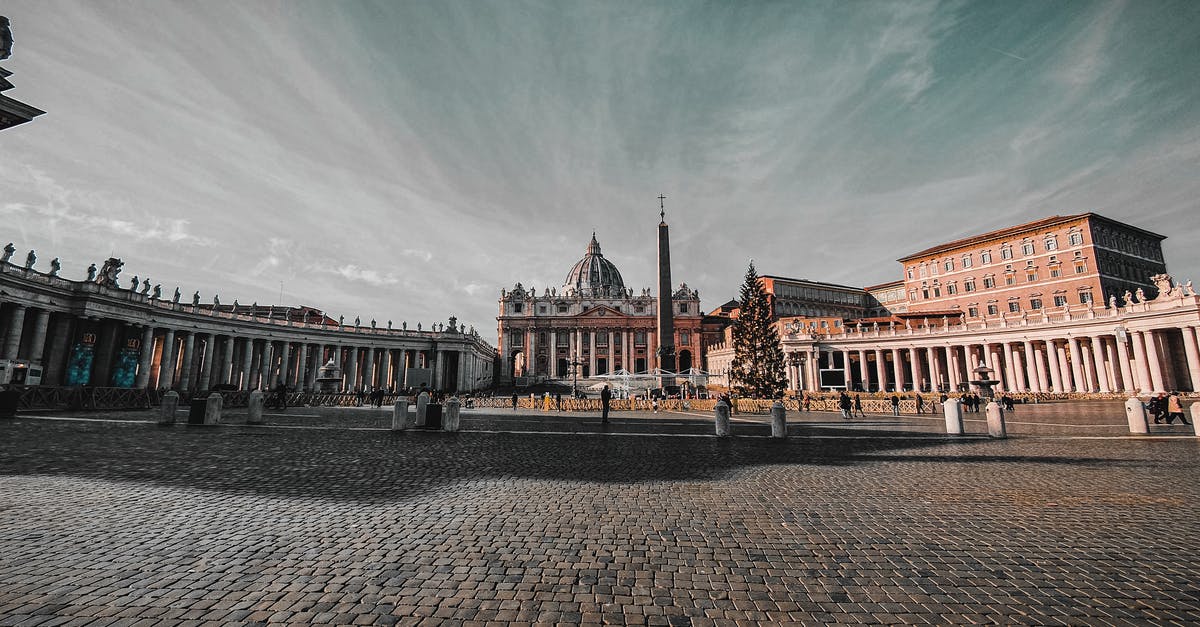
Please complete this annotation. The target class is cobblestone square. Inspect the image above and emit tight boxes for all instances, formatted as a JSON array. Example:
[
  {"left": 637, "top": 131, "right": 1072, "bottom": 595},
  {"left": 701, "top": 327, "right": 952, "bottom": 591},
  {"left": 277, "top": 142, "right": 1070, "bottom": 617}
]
[{"left": 2, "top": 409, "right": 1200, "bottom": 626}]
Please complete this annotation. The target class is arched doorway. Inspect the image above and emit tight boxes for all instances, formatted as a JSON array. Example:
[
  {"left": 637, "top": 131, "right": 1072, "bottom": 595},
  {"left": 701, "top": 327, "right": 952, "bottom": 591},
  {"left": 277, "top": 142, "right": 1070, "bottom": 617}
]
[
  {"left": 509, "top": 349, "right": 524, "bottom": 379},
  {"left": 678, "top": 349, "right": 693, "bottom": 372}
]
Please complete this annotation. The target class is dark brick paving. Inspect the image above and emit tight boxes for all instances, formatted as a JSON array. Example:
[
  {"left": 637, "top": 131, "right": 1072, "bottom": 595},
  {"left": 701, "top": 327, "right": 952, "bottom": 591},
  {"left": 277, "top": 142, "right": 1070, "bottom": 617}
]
[{"left": 2, "top": 410, "right": 1200, "bottom": 626}]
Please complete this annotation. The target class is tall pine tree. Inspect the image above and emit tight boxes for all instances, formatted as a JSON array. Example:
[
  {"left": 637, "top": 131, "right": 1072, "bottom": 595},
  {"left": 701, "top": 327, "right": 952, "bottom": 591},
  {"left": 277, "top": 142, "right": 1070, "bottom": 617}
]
[{"left": 729, "top": 261, "right": 787, "bottom": 398}]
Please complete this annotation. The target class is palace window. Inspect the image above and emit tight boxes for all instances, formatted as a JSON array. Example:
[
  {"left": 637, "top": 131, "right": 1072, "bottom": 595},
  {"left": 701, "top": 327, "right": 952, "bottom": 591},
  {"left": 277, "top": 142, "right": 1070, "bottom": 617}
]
[
  {"left": 1022, "top": 241, "right": 1036, "bottom": 255},
  {"left": 947, "top": 283, "right": 958, "bottom": 295},
  {"left": 1050, "top": 267, "right": 1061, "bottom": 278},
  {"left": 944, "top": 259, "right": 954, "bottom": 272},
  {"left": 513, "top": 303, "right": 523, "bottom": 313},
  {"left": 1069, "top": 231, "right": 1084, "bottom": 246},
  {"left": 968, "top": 306, "right": 979, "bottom": 317},
  {"left": 1053, "top": 295, "right": 1067, "bottom": 307},
  {"left": 679, "top": 303, "right": 688, "bottom": 313},
  {"left": 1005, "top": 274, "right": 1015, "bottom": 286},
  {"left": 933, "top": 286, "right": 941, "bottom": 297},
  {"left": 557, "top": 304, "right": 568, "bottom": 313},
  {"left": 538, "top": 306, "right": 546, "bottom": 314},
  {"left": 1008, "top": 301, "right": 1021, "bottom": 313},
  {"left": 1075, "top": 261, "right": 1087, "bottom": 274},
  {"left": 1026, "top": 269, "right": 1039, "bottom": 282},
  {"left": 962, "top": 254, "right": 973, "bottom": 268},
  {"left": 987, "top": 304, "right": 999, "bottom": 316},
  {"left": 635, "top": 305, "right": 645, "bottom": 313},
  {"left": 964, "top": 278, "right": 976, "bottom": 292},
  {"left": 1000, "top": 246, "right": 1013, "bottom": 260},
  {"left": 1079, "top": 291, "right": 1093, "bottom": 304},
  {"left": 510, "top": 331, "right": 524, "bottom": 344},
  {"left": 557, "top": 331, "right": 570, "bottom": 343},
  {"left": 1030, "top": 298, "right": 1043, "bottom": 310},
  {"left": 635, "top": 331, "right": 647, "bottom": 345},
  {"left": 679, "top": 332, "right": 690, "bottom": 345},
  {"left": 980, "top": 250, "right": 992, "bottom": 264},
  {"left": 907, "top": 267, "right": 914, "bottom": 279},
  {"left": 1045, "top": 236, "right": 1058, "bottom": 251},
  {"left": 982, "top": 276, "right": 995, "bottom": 289},
  {"left": 597, "top": 332, "right": 608, "bottom": 346},
  {"left": 919, "top": 265, "right": 928, "bottom": 278}
]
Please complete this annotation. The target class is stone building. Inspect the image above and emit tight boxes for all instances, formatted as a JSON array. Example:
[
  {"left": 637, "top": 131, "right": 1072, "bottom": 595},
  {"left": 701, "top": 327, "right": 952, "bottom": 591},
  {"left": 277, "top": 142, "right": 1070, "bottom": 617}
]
[
  {"left": 496, "top": 234, "right": 704, "bottom": 385},
  {"left": 0, "top": 251, "right": 496, "bottom": 393}
]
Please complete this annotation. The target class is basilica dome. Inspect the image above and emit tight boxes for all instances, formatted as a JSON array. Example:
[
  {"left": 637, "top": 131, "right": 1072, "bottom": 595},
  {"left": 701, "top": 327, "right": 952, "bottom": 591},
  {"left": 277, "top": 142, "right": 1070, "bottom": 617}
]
[{"left": 563, "top": 233, "right": 626, "bottom": 297}]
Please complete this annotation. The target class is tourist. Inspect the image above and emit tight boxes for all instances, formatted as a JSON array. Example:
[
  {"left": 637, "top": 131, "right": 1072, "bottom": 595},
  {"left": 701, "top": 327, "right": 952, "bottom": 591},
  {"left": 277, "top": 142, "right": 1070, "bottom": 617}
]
[
  {"left": 839, "top": 391, "right": 852, "bottom": 419},
  {"left": 555, "top": 392, "right": 563, "bottom": 411},
  {"left": 542, "top": 392, "right": 552, "bottom": 411},
  {"left": 853, "top": 394, "right": 864, "bottom": 417},
  {"left": 915, "top": 394, "right": 925, "bottom": 414},
  {"left": 511, "top": 391, "right": 518, "bottom": 410},
  {"left": 1150, "top": 393, "right": 1167, "bottom": 424},
  {"left": 1166, "top": 391, "right": 1190, "bottom": 425},
  {"left": 600, "top": 385, "right": 611, "bottom": 423},
  {"left": 890, "top": 393, "right": 900, "bottom": 416},
  {"left": 802, "top": 394, "right": 811, "bottom": 412}
]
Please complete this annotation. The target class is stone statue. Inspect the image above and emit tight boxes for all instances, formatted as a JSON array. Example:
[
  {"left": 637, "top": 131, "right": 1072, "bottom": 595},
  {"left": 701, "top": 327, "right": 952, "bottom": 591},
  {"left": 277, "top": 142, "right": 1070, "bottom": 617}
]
[
  {"left": 151, "top": 284, "right": 161, "bottom": 299},
  {"left": 460, "top": 324, "right": 465, "bottom": 333},
  {"left": 129, "top": 275, "right": 139, "bottom": 291},
  {"left": 192, "top": 291, "right": 200, "bottom": 306},
  {"left": 338, "top": 315, "right": 344, "bottom": 327},
  {"left": 24, "top": 250, "right": 35, "bottom": 269},
  {"left": 402, "top": 321, "right": 407, "bottom": 330},
  {"left": 140, "top": 279, "right": 151, "bottom": 295},
  {"left": 371, "top": 319, "right": 376, "bottom": 328},
  {"left": 0, "top": 16, "right": 12, "bottom": 61},
  {"left": 172, "top": 287, "right": 181, "bottom": 304},
  {"left": 448, "top": 315, "right": 458, "bottom": 331},
  {"left": 417, "top": 323, "right": 422, "bottom": 331},
  {"left": 387, "top": 320, "right": 392, "bottom": 329},
  {"left": 97, "top": 258, "right": 123, "bottom": 287},
  {"left": 87, "top": 263, "right": 97, "bottom": 281},
  {"left": 1151, "top": 274, "right": 1175, "bottom": 299},
  {"left": 232, "top": 299, "right": 240, "bottom": 310},
  {"left": 49, "top": 258, "right": 61, "bottom": 276},
  {"left": 469, "top": 325, "right": 475, "bottom": 335},
  {"left": 213, "top": 294, "right": 220, "bottom": 307},
  {"left": 354, "top": 316, "right": 360, "bottom": 327},
  {"left": 1135, "top": 288, "right": 1145, "bottom": 303},
  {"left": 1123, "top": 290, "right": 1133, "bottom": 305},
  {"left": 1108, "top": 295, "right": 1117, "bottom": 309},
  {"left": 1185, "top": 280, "right": 1195, "bottom": 297},
  {"left": 1, "top": 242, "right": 13, "bottom": 264}
]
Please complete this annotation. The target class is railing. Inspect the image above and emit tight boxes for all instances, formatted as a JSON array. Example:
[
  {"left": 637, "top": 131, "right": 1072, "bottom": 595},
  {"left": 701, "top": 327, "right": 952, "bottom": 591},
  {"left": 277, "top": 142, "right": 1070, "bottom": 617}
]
[{"left": 15, "top": 386, "right": 151, "bottom": 411}]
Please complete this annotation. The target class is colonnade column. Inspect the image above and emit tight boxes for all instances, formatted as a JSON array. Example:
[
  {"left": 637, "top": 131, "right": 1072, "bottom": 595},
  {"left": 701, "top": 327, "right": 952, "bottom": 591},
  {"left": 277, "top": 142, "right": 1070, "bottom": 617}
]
[
  {"left": 1181, "top": 327, "right": 1200, "bottom": 393},
  {"left": 259, "top": 341, "right": 275, "bottom": 390},
  {"left": 842, "top": 350, "right": 852, "bottom": 390},
  {"left": 908, "top": 348, "right": 922, "bottom": 392},
  {"left": 1009, "top": 343, "right": 1026, "bottom": 392},
  {"left": 1044, "top": 340, "right": 1062, "bottom": 393},
  {"left": 198, "top": 335, "right": 214, "bottom": 390},
  {"left": 858, "top": 349, "right": 870, "bottom": 391},
  {"left": 136, "top": 326, "right": 155, "bottom": 388},
  {"left": 363, "top": 347, "right": 377, "bottom": 389},
  {"left": 925, "top": 347, "right": 938, "bottom": 392},
  {"left": 874, "top": 349, "right": 886, "bottom": 393},
  {"left": 891, "top": 348, "right": 904, "bottom": 392},
  {"left": 346, "top": 346, "right": 359, "bottom": 391},
  {"left": 178, "top": 332, "right": 196, "bottom": 391},
  {"left": 1129, "top": 332, "right": 1152, "bottom": 393},
  {"left": 947, "top": 346, "right": 961, "bottom": 391},
  {"left": 588, "top": 332, "right": 596, "bottom": 377},
  {"left": 1022, "top": 341, "right": 1040, "bottom": 392},
  {"left": 1067, "top": 338, "right": 1086, "bottom": 392},
  {"left": 159, "top": 329, "right": 177, "bottom": 389},
  {"left": 1089, "top": 336, "right": 1110, "bottom": 393},
  {"left": 1143, "top": 331, "right": 1165, "bottom": 393},
  {"left": 240, "top": 338, "right": 255, "bottom": 390},
  {"left": 1, "top": 304, "right": 26, "bottom": 359},
  {"left": 1032, "top": 342, "right": 1049, "bottom": 392},
  {"left": 26, "top": 309, "right": 50, "bottom": 364}
]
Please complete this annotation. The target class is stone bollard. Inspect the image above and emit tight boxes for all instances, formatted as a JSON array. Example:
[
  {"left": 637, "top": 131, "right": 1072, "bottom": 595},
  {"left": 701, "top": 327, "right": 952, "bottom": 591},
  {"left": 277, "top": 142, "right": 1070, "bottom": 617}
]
[
  {"left": 1192, "top": 403, "right": 1200, "bottom": 437},
  {"left": 444, "top": 397, "right": 462, "bottom": 432},
  {"left": 415, "top": 391, "right": 430, "bottom": 427},
  {"left": 985, "top": 401, "right": 1006, "bottom": 438},
  {"left": 714, "top": 400, "right": 731, "bottom": 437},
  {"left": 392, "top": 398, "right": 410, "bottom": 430},
  {"left": 203, "top": 392, "right": 223, "bottom": 425},
  {"left": 1125, "top": 397, "right": 1149, "bottom": 435},
  {"left": 770, "top": 401, "right": 786, "bottom": 438},
  {"left": 159, "top": 391, "right": 179, "bottom": 425},
  {"left": 247, "top": 390, "right": 265, "bottom": 425},
  {"left": 942, "top": 398, "right": 963, "bottom": 435}
]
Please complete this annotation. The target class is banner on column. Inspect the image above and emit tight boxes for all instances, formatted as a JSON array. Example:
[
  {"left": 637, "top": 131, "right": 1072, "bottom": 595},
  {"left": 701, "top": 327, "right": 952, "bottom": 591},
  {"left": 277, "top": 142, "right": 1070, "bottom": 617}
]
[
  {"left": 110, "top": 334, "right": 141, "bottom": 388},
  {"left": 64, "top": 331, "right": 97, "bottom": 386}
]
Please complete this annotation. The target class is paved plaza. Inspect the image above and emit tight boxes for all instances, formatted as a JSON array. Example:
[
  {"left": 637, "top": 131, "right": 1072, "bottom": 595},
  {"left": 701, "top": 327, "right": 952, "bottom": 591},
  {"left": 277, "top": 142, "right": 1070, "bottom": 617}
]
[{"left": 2, "top": 404, "right": 1200, "bottom": 626}]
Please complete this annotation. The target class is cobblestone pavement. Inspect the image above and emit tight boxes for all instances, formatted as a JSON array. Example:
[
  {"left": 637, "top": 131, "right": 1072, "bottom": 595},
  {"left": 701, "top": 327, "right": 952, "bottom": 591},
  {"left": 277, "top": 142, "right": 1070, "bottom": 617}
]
[{"left": 2, "top": 411, "right": 1200, "bottom": 626}]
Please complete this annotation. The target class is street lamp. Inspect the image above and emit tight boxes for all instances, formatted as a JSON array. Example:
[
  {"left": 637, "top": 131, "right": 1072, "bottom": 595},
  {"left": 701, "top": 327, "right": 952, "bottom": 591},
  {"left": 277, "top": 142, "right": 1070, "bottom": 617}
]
[{"left": 569, "top": 358, "right": 583, "bottom": 398}]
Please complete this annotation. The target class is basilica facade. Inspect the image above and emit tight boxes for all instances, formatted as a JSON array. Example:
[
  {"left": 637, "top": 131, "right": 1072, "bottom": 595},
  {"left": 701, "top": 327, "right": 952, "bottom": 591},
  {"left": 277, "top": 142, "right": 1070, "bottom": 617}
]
[{"left": 496, "top": 234, "right": 703, "bottom": 385}]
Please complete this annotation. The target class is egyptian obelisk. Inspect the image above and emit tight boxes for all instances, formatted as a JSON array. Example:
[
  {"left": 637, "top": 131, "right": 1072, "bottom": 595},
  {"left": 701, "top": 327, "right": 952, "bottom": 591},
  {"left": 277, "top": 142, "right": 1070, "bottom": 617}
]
[{"left": 656, "top": 195, "right": 675, "bottom": 386}]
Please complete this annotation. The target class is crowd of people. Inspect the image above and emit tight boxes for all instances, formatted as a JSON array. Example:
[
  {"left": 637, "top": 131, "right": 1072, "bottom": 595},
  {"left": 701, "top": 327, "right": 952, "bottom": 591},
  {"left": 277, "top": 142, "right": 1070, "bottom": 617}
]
[{"left": 1147, "top": 391, "right": 1190, "bottom": 425}]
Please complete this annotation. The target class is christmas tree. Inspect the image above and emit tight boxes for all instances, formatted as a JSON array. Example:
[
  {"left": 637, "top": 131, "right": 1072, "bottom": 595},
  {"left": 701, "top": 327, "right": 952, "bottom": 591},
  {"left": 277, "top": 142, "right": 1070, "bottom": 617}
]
[{"left": 730, "top": 261, "right": 787, "bottom": 398}]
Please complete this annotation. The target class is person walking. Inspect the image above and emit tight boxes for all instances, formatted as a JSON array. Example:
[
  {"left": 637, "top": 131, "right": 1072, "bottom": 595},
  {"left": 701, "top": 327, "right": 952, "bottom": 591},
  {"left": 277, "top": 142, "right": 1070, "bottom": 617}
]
[
  {"left": 839, "top": 391, "right": 852, "bottom": 419},
  {"left": 802, "top": 394, "right": 811, "bottom": 412},
  {"left": 1150, "top": 393, "right": 1167, "bottom": 423},
  {"left": 511, "top": 391, "right": 518, "bottom": 410},
  {"left": 853, "top": 394, "right": 865, "bottom": 418},
  {"left": 600, "top": 385, "right": 612, "bottom": 423},
  {"left": 915, "top": 394, "right": 925, "bottom": 414},
  {"left": 1166, "top": 391, "right": 1190, "bottom": 425},
  {"left": 555, "top": 392, "right": 563, "bottom": 411},
  {"left": 890, "top": 394, "right": 900, "bottom": 417}
]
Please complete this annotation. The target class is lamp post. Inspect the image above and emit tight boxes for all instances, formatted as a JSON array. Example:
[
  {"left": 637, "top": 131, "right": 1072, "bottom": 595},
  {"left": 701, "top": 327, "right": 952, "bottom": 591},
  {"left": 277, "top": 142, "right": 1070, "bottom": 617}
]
[{"left": 569, "top": 357, "right": 583, "bottom": 398}]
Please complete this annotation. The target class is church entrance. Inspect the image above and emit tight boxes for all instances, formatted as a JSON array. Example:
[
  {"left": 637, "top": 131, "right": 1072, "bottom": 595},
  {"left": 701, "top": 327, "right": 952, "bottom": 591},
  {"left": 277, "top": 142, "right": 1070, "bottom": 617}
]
[
  {"left": 635, "top": 357, "right": 647, "bottom": 374},
  {"left": 678, "top": 350, "right": 693, "bottom": 372},
  {"left": 596, "top": 358, "right": 607, "bottom": 376},
  {"left": 556, "top": 358, "right": 569, "bottom": 378}
]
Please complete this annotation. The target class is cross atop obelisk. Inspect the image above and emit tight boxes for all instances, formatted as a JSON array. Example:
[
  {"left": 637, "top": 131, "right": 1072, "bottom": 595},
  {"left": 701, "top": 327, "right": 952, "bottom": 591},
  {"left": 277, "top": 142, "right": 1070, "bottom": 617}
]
[{"left": 658, "top": 194, "right": 666, "bottom": 222}]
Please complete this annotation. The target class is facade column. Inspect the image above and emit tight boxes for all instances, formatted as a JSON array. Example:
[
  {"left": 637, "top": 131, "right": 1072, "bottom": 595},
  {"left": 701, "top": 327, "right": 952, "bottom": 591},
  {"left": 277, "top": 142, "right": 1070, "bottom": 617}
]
[
  {"left": 858, "top": 349, "right": 870, "bottom": 391},
  {"left": 891, "top": 348, "right": 904, "bottom": 392},
  {"left": 1010, "top": 344, "right": 1027, "bottom": 392},
  {"left": 240, "top": 338, "right": 255, "bottom": 390},
  {"left": 1045, "top": 340, "right": 1063, "bottom": 393},
  {"left": 297, "top": 343, "right": 311, "bottom": 392},
  {"left": 1067, "top": 337, "right": 1086, "bottom": 392},
  {"left": 1116, "top": 335, "right": 1137, "bottom": 393},
  {"left": 434, "top": 349, "right": 445, "bottom": 390},
  {"left": 607, "top": 330, "right": 615, "bottom": 376},
  {"left": 947, "top": 346, "right": 961, "bottom": 391},
  {"left": 1180, "top": 326, "right": 1200, "bottom": 393},
  {"left": 198, "top": 335, "right": 215, "bottom": 391},
  {"left": 1143, "top": 331, "right": 1166, "bottom": 393},
  {"left": 842, "top": 350, "right": 853, "bottom": 390},
  {"left": 907, "top": 348, "right": 921, "bottom": 392},
  {"left": 1129, "top": 331, "right": 1152, "bottom": 393},
  {"left": 549, "top": 329, "right": 558, "bottom": 377},
  {"left": 1087, "top": 337, "right": 1108, "bottom": 393},
  {"left": 178, "top": 332, "right": 197, "bottom": 392},
  {"left": 136, "top": 326, "right": 155, "bottom": 388},
  {"left": 221, "top": 336, "right": 235, "bottom": 385},
  {"left": 159, "top": 329, "right": 178, "bottom": 389},
  {"left": 925, "top": 347, "right": 938, "bottom": 392},
  {"left": 1022, "top": 341, "right": 1040, "bottom": 392},
  {"left": 259, "top": 341, "right": 275, "bottom": 390},
  {"left": 1002, "top": 343, "right": 1018, "bottom": 392},
  {"left": 2, "top": 304, "right": 26, "bottom": 359},
  {"left": 1054, "top": 342, "right": 1070, "bottom": 392},
  {"left": 1104, "top": 338, "right": 1123, "bottom": 392},
  {"left": 529, "top": 330, "right": 538, "bottom": 378},
  {"left": 1032, "top": 342, "right": 1049, "bottom": 393},
  {"left": 588, "top": 331, "right": 596, "bottom": 377},
  {"left": 363, "top": 347, "right": 377, "bottom": 389},
  {"left": 26, "top": 309, "right": 50, "bottom": 364},
  {"left": 874, "top": 349, "right": 886, "bottom": 393},
  {"left": 278, "top": 341, "right": 292, "bottom": 388},
  {"left": 346, "top": 346, "right": 359, "bottom": 391}
]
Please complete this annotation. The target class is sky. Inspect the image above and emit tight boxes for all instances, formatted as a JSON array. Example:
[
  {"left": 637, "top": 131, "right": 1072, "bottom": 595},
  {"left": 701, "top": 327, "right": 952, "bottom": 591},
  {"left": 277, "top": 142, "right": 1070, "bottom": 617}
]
[{"left": 2, "top": 0, "right": 1199, "bottom": 339}]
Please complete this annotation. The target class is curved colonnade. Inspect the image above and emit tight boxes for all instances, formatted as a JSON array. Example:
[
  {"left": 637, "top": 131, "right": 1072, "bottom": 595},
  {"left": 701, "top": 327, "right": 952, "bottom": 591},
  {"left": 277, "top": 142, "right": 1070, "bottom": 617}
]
[
  {"left": 0, "top": 260, "right": 496, "bottom": 394},
  {"left": 783, "top": 290, "right": 1200, "bottom": 396}
]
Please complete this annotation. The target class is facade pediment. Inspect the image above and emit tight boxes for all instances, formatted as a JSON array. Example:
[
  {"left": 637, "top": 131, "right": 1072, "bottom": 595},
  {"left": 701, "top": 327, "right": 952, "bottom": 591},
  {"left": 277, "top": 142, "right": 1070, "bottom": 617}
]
[{"left": 578, "top": 305, "right": 625, "bottom": 318}]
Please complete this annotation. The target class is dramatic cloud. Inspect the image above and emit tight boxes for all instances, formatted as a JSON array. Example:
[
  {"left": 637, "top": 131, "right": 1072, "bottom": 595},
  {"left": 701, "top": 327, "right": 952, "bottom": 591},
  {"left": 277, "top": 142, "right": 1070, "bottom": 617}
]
[{"left": 3, "top": 0, "right": 1198, "bottom": 339}]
